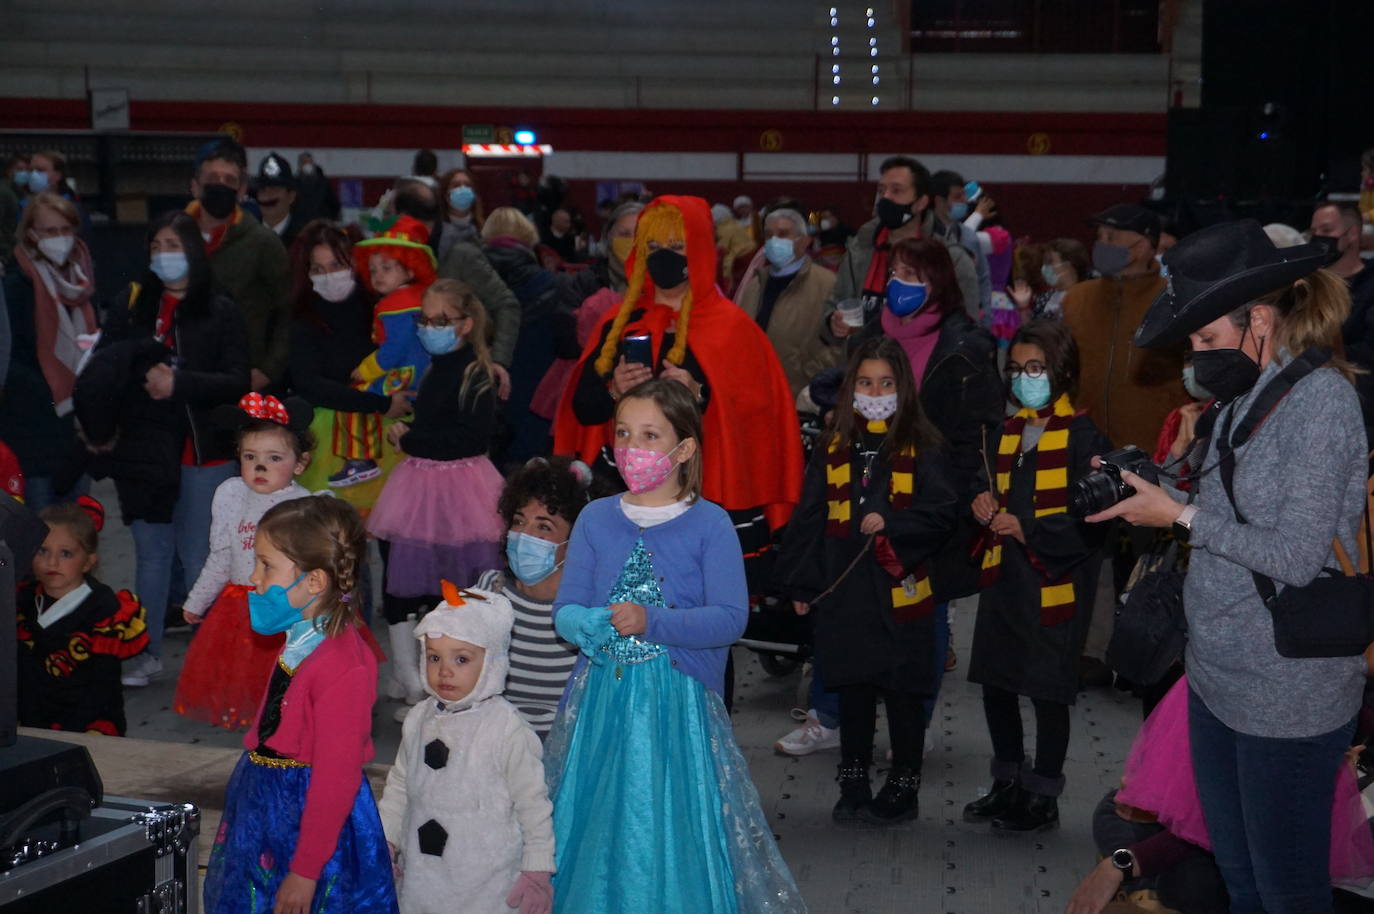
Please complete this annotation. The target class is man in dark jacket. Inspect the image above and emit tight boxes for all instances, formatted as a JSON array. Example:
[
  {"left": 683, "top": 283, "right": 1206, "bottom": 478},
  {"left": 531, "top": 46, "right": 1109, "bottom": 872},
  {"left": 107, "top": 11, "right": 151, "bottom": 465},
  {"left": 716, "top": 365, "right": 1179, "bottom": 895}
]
[
  {"left": 291, "top": 152, "right": 340, "bottom": 225},
  {"left": 252, "top": 152, "right": 300, "bottom": 248},
  {"left": 188, "top": 138, "right": 291, "bottom": 391}
]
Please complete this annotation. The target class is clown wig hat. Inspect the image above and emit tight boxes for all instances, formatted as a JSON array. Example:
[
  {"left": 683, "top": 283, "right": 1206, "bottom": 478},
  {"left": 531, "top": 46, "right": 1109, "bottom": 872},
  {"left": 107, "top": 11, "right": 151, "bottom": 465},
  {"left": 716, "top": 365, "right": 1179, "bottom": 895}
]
[{"left": 354, "top": 214, "right": 438, "bottom": 292}]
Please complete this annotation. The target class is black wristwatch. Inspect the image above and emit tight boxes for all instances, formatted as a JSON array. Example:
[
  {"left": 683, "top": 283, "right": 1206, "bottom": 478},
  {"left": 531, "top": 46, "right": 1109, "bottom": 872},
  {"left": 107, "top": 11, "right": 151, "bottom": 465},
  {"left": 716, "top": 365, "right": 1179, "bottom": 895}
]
[
  {"left": 1110, "top": 847, "right": 1136, "bottom": 876},
  {"left": 1172, "top": 504, "right": 1198, "bottom": 542}
]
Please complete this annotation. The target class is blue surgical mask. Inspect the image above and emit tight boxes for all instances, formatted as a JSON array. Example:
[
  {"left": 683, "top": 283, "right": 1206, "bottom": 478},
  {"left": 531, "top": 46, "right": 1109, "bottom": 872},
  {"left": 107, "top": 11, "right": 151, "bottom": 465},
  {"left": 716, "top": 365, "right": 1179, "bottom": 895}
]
[
  {"left": 1040, "top": 263, "right": 1059, "bottom": 286},
  {"left": 885, "top": 277, "right": 929, "bottom": 317},
  {"left": 13, "top": 169, "right": 31, "bottom": 189},
  {"left": 506, "top": 531, "right": 566, "bottom": 586},
  {"left": 150, "top": 251, "right": 189, "bottom": 283},
  {"left": 248, "top": 573, "right": 317, "bottom": 636},
  {"left": 449, "top": 186, "right": 476, "bottom": 212},
  {"left": 417, "top": 324, "right": 460, "bottom": 355},
  {"left": 1012, "top": 374, "right": 1053, "bottom": 410},
  {"left": 27, "top": 170, "right": 49, "bottom": 193},
  {"left": 763, "top": 236, "right": 798, "bottom": 269},
  {"left": 949, "top": 201, "right": 969, "bottom": 222}
]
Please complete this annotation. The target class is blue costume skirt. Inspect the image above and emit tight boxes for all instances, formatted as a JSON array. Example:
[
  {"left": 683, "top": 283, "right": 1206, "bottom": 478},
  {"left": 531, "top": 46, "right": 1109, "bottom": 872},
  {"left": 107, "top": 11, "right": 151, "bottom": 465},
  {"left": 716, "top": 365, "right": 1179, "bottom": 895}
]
[
  {"left": 545, "top": 648, "right": 807, "bottom": 914},
  {"left": 204, "top": 753, "right": 398, "bottom": 914}
]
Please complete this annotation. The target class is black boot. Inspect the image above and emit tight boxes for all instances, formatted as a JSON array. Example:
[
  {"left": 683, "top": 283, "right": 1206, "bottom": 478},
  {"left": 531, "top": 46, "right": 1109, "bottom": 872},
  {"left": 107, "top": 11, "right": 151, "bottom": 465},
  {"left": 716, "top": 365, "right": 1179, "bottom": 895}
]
[
  {"left": 962, "top": 779, "right": 1022, "bottom": 823},
  {"left": 991, "top": 791, "right": 1059, "bottom": 832},
  {"left": 859, "top": 766, "right": 921, "bottom": 826},
  {"left": 833, "top": 761, "right": 872, "bottom": 825}
]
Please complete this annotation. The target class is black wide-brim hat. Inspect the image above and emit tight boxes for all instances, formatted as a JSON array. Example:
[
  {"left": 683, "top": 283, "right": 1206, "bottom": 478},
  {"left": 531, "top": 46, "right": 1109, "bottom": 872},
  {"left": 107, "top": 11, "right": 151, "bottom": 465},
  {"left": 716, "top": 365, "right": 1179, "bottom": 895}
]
[{"left": 1133, "top": 219, "right": 1333, "bottom": 348}]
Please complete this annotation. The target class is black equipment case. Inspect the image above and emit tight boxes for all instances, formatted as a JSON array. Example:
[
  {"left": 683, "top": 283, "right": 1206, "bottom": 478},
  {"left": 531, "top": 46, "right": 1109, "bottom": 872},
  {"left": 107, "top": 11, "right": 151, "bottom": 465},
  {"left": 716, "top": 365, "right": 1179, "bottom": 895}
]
[{"left": 0, "top": 796, "right": 199, "bottom": 913}]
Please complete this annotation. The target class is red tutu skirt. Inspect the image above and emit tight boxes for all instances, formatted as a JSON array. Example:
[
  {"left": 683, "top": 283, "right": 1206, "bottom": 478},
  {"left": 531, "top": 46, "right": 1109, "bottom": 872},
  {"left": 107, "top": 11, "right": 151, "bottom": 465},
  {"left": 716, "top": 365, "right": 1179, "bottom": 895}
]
[{"left": 173, "top": 584, "right": 284, "bottom": 730}]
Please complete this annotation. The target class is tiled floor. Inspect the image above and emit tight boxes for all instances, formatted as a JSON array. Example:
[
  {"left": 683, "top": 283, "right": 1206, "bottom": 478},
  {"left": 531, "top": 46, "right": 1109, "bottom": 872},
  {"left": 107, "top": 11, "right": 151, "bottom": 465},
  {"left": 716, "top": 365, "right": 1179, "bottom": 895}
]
[{"left": 96, "top": 479, "right": 1147, "bottom": 913}]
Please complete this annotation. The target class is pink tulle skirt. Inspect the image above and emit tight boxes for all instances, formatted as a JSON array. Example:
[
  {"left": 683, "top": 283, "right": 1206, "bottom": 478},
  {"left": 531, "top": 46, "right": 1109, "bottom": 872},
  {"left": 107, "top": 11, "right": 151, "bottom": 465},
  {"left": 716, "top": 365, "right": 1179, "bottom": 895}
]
[
  {"left": 367, "top": 455, "right": 505, "bottom": 597},
  {"left": 1117, "top": 675, "right": 1374, "bottom": 881}
]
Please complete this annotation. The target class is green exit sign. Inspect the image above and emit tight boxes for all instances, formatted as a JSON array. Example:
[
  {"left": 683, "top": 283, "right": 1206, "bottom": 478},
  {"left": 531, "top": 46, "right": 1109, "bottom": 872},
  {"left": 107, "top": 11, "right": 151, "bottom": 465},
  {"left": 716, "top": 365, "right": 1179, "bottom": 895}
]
[{"left": 462, "top": 124, "right": 495, "bottom": 144}]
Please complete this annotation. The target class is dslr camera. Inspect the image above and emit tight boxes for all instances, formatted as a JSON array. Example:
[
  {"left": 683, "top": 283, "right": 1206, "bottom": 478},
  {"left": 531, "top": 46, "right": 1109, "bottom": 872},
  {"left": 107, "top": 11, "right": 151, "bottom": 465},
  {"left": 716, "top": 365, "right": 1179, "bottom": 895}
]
[{"left": 1068, "top": 446, "right": 1161, "bottom": 517}]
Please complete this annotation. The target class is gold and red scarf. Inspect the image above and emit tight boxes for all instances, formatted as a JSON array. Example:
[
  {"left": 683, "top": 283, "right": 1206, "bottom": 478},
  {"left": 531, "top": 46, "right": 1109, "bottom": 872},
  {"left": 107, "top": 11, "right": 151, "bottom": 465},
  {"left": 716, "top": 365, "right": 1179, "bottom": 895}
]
[
  {"left": 825, "top": 420, "right": 934, "bottom": 621},
  {"left": 979, "top": 394, "right": 1077, "bottom": 626}
]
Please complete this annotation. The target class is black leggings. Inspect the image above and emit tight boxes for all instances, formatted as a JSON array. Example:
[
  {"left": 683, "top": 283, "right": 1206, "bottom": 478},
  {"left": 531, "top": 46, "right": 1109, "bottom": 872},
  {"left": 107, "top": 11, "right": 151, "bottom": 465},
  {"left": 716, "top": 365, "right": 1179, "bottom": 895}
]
[
  {"left": 981, "top": 685, "right": 1071, "bottom": 779},
  {"left": 838, "top": 684, "right": 927, "bottom": 770}
]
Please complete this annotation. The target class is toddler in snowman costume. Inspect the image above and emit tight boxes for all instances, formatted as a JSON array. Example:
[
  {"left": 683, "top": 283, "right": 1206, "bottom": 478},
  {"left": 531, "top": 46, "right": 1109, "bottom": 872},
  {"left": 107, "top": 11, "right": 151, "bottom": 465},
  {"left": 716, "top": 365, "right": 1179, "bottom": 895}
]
[{"left": 378, "top": 581, "right": 555, "bottom": 914}]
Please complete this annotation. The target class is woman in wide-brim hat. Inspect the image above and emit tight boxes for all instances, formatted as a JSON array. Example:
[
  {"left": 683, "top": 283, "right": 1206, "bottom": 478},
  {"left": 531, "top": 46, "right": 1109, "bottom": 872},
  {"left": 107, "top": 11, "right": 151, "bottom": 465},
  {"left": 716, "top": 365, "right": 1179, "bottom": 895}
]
[{"left": 1088, "top": 219, "right": 1368, "bottom": 913}]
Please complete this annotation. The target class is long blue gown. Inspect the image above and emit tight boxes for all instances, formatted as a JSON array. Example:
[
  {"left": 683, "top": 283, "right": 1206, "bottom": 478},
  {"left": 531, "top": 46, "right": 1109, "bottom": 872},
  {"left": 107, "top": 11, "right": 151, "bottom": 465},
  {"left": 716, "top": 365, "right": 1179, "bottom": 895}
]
[{"left": 544, "top": 538, "right": 806, "bottom": 913}]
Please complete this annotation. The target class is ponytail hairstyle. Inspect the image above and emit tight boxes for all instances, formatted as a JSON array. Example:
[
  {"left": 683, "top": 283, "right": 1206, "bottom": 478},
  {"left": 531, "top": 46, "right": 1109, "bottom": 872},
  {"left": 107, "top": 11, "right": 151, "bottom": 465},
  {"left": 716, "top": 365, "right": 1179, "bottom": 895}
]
[
  {"left": 1230, "top": 267, "right": 1360, "bottom": 382},
  {"left": 256, "top": 496, "right": 368, "bottom": 638},
  {"left": 593, "top": 201, "right": 693, "bottom": 377},
  {"left": 826, "top": 336, "right": 944, "bottom": 458},
  {"left": 424, "top": 279, "right": 496, "bottom": 405}
]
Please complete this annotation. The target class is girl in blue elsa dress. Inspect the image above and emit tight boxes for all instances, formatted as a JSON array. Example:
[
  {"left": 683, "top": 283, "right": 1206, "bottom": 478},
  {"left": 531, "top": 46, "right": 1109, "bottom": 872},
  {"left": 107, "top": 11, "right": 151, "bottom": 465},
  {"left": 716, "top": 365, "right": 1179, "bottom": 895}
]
[{"left": 546, "top": 378, "right": 806, "bottom": 913}]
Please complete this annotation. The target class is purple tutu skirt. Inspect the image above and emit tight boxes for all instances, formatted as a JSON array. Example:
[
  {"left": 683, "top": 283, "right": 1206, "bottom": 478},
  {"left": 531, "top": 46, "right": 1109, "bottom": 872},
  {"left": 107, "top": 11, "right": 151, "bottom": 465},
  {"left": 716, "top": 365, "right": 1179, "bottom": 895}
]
[
  {"left": 1117, "top": 675, "right": 1374, "bottom": 882},
  {"left": 367, "top": 455, "right": 504, "bottom": 597}
]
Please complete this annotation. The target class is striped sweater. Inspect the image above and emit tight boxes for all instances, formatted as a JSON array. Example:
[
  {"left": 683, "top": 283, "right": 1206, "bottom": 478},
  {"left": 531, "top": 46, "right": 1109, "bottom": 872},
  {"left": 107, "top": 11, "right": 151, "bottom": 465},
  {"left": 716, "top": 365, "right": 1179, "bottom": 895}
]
[{"left": 477, "top": 569, "right": 578, "bottom": 737}]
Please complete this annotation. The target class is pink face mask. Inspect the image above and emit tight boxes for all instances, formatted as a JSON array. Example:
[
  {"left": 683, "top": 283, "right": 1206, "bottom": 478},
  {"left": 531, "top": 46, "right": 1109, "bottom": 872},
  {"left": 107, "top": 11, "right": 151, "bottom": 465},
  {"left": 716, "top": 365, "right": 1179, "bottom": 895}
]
[{"left": 614, "top": 442, "right": 685, "bottom": 495}]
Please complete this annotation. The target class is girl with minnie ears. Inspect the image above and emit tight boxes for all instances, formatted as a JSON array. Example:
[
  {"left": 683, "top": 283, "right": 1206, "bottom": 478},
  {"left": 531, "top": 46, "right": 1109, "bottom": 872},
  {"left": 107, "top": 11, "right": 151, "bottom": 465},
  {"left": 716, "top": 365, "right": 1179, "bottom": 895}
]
[
  {"left": 172, "top": 393, "right": 316, "bottom": 730},
  {"left": 16, "top": 495, "right": 151, "bottom": 735}
]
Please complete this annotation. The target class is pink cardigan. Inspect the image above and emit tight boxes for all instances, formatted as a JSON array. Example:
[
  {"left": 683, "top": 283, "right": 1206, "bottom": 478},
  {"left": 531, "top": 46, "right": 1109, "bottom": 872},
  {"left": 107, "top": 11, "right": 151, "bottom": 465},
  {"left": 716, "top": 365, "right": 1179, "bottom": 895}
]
[{"left": 241, "top": 624, "right": 380, "bottom": 880}]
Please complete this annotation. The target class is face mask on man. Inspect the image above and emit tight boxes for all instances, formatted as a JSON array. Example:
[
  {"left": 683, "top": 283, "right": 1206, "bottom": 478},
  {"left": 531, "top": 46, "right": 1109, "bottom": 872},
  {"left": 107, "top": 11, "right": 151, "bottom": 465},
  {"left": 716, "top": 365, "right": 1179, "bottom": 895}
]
[
  {"left": 949, "top": 201, "right": 969, "bottom": 222},
  {"left": 13, "top": 169, "right": 31, "bottom": 189},
  {"left": 199, "top": 182, "right": 238, "bottom": 220},
  {"left": 875, "top": 197, "right": 915, "bottom": 232},
  {"left": 1091, "top": 240, "right": 1133, "bottom": 277},
  {"left": 764, "top": 236, "right": 798, "bottom": 269}
]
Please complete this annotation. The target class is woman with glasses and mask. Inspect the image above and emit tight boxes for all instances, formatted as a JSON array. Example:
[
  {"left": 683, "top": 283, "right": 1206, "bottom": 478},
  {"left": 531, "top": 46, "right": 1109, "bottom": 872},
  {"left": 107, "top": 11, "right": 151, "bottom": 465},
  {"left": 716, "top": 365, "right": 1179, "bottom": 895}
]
[
  {"left": 0, "top": 191, "right": 97, "bottom": 512},
  {"left": 964, "top": 319, "right": 1112, "bottom": 833}
]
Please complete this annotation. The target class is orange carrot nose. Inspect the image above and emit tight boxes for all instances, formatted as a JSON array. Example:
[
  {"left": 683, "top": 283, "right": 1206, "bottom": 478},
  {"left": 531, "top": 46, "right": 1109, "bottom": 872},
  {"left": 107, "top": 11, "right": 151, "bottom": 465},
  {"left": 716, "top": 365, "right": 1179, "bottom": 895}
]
[{"left": 441, "top": 579, "right": 465, "bottom": 607}]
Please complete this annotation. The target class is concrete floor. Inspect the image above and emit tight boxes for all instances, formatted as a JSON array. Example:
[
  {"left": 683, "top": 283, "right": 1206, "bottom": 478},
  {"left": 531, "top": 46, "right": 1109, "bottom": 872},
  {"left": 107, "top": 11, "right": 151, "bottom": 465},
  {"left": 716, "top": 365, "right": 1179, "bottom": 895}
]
[{"left": 94, "top": 479, "right": 1148, "bottom": 914}]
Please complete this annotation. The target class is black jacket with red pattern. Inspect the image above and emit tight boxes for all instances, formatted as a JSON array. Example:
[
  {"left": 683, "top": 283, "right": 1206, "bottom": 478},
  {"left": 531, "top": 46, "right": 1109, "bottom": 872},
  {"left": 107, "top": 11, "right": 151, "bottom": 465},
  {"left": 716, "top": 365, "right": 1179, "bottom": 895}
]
[{"left": 16, "top": 576, "right": 148, "bottom": 735}]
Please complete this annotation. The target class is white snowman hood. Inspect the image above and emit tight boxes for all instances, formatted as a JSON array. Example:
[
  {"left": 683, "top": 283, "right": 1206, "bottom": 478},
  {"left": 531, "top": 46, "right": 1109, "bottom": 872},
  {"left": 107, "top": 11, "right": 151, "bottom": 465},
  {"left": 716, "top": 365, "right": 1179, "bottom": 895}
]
[{"left": 413, "top": 583, "right": 514, "bottom": 711}]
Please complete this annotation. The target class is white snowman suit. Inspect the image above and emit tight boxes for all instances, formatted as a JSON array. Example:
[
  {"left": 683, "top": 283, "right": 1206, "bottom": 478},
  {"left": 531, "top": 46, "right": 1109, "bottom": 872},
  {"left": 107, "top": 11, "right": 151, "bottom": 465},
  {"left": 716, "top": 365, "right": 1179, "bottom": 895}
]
[{"left": 378, "top": 589, "right": 555, "bottom": 914}]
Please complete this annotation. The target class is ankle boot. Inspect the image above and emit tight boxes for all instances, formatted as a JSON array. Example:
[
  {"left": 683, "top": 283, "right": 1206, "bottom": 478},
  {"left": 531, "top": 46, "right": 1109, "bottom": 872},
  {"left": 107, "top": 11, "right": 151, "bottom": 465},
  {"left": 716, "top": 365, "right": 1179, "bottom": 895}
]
[
  {"left": 991, "top": 791, "right": 1059, "bottom": 832},
  {"left": 860, "top": 766, "right": 921, "bottom": 826},
  {"left": 832, "top": 761, "right": 872, "bottom": 825},
  {"left": 962, "top": 779, "right": 1022, "bottom": 823}
]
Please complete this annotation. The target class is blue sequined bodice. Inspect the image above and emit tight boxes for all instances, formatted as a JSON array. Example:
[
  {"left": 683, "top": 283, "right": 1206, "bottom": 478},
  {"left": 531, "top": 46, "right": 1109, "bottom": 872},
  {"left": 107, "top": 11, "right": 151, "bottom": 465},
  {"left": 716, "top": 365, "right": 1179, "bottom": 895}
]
[{"left": 602, "top": 538, "right": 667, "bottom": 664}]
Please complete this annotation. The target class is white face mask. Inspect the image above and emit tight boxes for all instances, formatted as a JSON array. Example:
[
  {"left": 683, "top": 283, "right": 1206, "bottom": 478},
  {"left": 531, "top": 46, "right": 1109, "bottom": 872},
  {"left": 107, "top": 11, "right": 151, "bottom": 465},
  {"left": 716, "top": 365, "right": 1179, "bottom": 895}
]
[
  {"left": 310, "top": 269, "right": 357, "bottom": 303},
  {"left": 853, "top": 392, "right": 898, "bottom": 421},
  {"left": 36, "top": 235, "right": 75, "bottom": 265}
]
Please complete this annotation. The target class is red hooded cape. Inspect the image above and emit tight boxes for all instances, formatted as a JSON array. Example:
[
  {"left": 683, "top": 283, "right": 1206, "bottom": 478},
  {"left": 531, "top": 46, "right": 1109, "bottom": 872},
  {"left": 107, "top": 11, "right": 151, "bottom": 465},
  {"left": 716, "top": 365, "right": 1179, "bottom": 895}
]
[{"left": 552, "top": 195, "right": 802, "bottom": 530}]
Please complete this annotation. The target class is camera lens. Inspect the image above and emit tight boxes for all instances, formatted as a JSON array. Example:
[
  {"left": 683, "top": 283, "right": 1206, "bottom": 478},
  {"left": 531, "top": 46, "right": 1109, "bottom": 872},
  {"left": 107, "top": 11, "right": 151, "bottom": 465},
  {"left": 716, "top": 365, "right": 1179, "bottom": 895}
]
[{"left": 1070, "top": 471, "right": 1120, "bottom": 517}]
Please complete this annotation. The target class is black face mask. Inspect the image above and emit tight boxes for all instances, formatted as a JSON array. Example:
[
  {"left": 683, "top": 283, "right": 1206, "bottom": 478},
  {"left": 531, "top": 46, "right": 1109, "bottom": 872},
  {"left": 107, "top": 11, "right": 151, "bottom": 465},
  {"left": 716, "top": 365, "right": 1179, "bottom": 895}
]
[
  {"left": 200, "top": 183, "right": 238, "bottom": 220},
  {"left": 1192, "top": 326, "right": 1263, "bottom": 403},
  {"left": 646, "top": 248, "right": 689, "bottom": 289},
  {"left": 875, "top": 196, "right": 914, "bottom": 231}
]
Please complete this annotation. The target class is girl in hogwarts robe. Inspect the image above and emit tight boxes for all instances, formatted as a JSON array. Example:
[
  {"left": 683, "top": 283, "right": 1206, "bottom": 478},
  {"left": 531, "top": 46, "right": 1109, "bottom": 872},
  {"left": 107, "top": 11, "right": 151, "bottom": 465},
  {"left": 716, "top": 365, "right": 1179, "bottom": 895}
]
[
  {"left": 776, "top": 336, "right": 959, "bottom": 827},
  {"left": 963, "top": 319, "right": 1111, "bottom": 833}
]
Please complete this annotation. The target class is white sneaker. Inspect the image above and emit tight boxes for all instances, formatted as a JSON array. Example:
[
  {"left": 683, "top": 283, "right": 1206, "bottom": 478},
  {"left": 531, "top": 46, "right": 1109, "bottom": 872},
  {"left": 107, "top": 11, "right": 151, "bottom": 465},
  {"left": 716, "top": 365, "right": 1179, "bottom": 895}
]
[
  {"left": 121, "top": 652, "right": 163, "bottom": 687},
  {"left": 774, "top": 709, "right": 841, "bottom": 756}
]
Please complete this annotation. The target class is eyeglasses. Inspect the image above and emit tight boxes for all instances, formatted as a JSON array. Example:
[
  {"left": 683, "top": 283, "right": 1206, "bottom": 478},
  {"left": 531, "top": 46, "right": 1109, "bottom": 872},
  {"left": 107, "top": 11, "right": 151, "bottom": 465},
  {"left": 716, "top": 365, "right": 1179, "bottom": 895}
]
[
  {"left": 1003, "top": 361, "right": 1048, "bottom": 380},
  {"left": 414, "top": 315, "right": 467, "bottom": 329}
]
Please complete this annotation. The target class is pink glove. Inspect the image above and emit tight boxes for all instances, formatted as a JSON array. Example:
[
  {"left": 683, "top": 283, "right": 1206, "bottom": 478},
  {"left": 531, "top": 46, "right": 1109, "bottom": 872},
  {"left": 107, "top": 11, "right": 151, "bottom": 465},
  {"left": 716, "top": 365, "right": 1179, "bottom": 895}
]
[{"left": 505, "top": 871, "right": 553, "bottom": 914}]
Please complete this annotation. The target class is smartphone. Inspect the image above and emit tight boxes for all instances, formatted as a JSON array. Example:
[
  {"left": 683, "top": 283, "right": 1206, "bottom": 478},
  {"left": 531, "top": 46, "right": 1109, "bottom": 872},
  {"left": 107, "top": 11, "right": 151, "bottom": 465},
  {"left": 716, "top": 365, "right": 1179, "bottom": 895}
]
[{"left": 622, "top": 333, "right": 654, "bottom": 367}]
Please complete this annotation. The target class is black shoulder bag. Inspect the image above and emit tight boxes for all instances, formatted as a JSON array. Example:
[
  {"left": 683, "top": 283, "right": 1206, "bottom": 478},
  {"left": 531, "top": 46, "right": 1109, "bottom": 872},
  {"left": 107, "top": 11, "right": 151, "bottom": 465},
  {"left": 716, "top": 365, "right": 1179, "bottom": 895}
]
[{"left": 1214, "top": 348, "right": 1374, "bottom": 658}]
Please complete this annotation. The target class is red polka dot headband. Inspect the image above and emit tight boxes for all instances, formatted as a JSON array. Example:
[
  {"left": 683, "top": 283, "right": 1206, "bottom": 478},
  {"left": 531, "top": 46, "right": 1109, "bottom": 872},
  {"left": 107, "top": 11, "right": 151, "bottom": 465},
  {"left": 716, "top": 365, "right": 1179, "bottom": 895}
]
[{"left": 238, "top": 392, "right": 290, "bottom": 426}]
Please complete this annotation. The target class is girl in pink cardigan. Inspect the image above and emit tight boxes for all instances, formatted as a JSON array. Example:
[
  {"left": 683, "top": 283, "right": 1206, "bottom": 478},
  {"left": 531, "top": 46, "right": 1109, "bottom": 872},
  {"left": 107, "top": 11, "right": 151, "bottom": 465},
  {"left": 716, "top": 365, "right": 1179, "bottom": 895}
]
[{"left": 204, "top": 496, "right": 397, "bottom": 914}]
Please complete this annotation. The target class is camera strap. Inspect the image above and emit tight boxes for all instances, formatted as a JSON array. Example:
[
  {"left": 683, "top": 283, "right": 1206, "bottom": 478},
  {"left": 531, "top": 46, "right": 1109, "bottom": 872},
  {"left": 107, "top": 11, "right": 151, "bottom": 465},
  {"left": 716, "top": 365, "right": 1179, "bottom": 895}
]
[{"left": 1213, "top": 346, "right": 1332, "bottom": 605}]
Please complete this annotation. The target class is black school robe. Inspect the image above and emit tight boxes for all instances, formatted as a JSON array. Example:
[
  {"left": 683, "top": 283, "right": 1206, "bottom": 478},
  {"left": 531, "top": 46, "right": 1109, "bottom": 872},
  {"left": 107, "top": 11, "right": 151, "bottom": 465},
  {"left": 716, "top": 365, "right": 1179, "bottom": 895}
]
[
  {"left": 967, "top": 414, "right": 1112, "bottom": 706},
  {"left": 16, "top": 577, "right": 148, "bottom": 735},
  {"left": 776, "top": 428, "right": 959, "bottom": 696}
]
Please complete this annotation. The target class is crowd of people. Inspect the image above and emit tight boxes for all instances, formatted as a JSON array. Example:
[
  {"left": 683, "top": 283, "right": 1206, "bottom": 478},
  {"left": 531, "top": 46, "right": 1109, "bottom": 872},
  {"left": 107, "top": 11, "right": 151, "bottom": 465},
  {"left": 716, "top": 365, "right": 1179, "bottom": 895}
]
[{"left": 7, "top": 134, "right": 1374, "bottom": 914}]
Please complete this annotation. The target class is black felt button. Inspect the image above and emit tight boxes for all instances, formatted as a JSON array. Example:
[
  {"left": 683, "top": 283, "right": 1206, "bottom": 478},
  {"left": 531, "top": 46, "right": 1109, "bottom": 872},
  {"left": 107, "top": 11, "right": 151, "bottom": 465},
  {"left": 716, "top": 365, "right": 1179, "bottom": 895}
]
[
  {"left": 424, "top": 738, "right": 449, "bottom": 769},
  {"left": 418, "top": 819, "right": 448, "bottom": 856}
]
